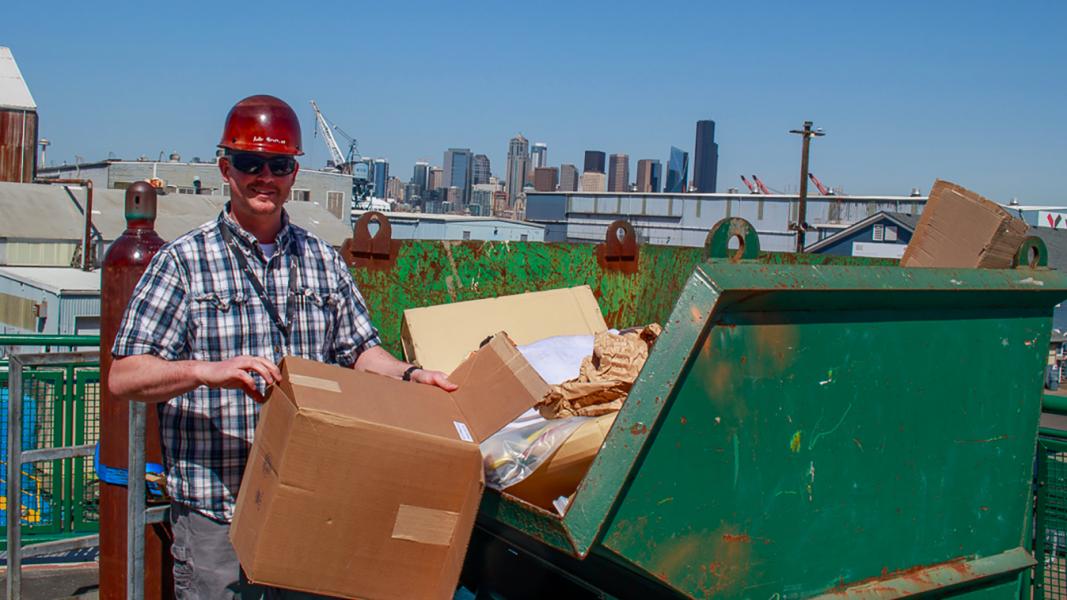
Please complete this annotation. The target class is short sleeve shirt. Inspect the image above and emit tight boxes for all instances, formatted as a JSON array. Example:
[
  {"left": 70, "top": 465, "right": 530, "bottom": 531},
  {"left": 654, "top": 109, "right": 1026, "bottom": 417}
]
[{"left": 112, "top": 208, "right": 380, "bottom": 521}]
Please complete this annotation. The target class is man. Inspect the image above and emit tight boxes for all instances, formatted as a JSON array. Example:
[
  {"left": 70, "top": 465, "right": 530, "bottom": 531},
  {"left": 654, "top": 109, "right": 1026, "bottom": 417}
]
[{"left": 109, "top": 95, "right": 455, "bottom": 599}]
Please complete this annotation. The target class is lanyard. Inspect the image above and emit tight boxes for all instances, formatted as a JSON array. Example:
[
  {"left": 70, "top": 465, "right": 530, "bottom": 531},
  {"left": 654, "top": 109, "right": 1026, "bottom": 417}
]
[{"left": 219, "top": 223, "right": 298, "bottom": 346}]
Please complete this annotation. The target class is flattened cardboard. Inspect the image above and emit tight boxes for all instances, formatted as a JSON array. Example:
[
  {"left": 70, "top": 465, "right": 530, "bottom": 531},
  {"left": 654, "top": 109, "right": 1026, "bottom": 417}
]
[
  {"left": 231, "top": 334, "right": 546, "bottom": 600},
  {"left": 900, "top": 179, "right": 1029, "bottom": 268},
  {"left": 401, "top": 286, "right": 608, "bottom": 373}
]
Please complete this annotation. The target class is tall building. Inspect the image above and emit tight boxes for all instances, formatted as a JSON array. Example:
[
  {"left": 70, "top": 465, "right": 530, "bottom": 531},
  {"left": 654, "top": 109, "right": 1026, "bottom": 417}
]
[
  {"left": 608, "top": 154, "right": 629, "bottom": 192},
  {"left": 693, "top": 120, "right": 719, "bottom": 193},
  {"left": 559, "top": 164, "right": 579, "bottom": 192},
  {"left": 506, "top": 134, "right": 529, "bottom": 207},
  {"left": 530, "top": 143, "right": 548, "bottom": 169},
  {"left": 443, "top": 148, "right": 473, "bottom": 206},
  {"left": 372, "top": 159, "right": 389, "bottom": 199},
  {"left": 533, "top": 167, "right": 559, "bottom": 192},
  {"left": 579, "top": 171, "right": 606, "bottom": 192},
  {"left": 472, "top": 154, "right": 491, "bottom": 185},
  {"left": 583, "top": 150, "right": 606, "bottom": 174},
  {"left": 386, "top": 176, "right": 405, "bottom": 201},
  {"left": 664, "top": 147, "right": 688, "bottom": 193},
  {"left": 636, "top": 159, "right": 662, "bottom": 193},
  {"left": 410, "top": 161, "right": 430, "bottom": 201},
  {"left": 428, "top": 166, "right": 444, "bottom": 191}
]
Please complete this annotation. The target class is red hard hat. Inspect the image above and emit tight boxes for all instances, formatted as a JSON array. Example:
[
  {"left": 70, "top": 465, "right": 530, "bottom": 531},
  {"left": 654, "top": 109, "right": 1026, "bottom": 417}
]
[{"left": 218, "top": 95, "right": 303, "bottom": 156}]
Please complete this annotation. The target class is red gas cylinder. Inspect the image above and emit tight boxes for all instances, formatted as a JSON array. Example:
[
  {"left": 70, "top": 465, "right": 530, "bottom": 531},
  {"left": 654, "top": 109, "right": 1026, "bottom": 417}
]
[{"left": 99, "top": 181, "right": 171, "bottom": 599}]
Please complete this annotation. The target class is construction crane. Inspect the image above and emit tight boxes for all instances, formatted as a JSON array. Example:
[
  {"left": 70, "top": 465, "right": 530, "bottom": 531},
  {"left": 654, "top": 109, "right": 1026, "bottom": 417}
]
[
  {"left": 808, "top": 172, "right": 835, "bottom": 196},
  {"left": 740, "top": 175, "right": 758, "bottom": 194},
  {"left": 310, "top": 100, "right": 370, "bottom": 209},
  {"left": 751, "top": 175, "right": 772, "bottom": 195}
]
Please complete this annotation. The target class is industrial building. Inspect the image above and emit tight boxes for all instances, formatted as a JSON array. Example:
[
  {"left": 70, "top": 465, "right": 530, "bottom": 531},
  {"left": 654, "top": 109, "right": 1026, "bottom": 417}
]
[
  {"left": 0, "top": 181, "right": 353, "bottom": 268},
  {"left": 352, "top": 210, "right": 544, "bottom": 242},
  {"left": 525, "top": 191, "right": 928, "bottom": 251},
  {"left": 0, "top": 47, "right": 37, "bottom": 184},
  {"left": 0, "top": 266, "right": 101, "bottom": 337},
  {"left": 38, "top": 158, "right": 354, "bottom": 222}
]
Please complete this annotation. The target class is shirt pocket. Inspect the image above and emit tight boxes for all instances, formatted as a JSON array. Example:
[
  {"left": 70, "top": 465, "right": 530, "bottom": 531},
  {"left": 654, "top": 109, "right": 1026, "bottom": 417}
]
[
  {"left": 188, "top": 292, "right": 251, "bottom": 360},
  {"left": 290, "top": 287, "right": 340, "bottom": 360}
]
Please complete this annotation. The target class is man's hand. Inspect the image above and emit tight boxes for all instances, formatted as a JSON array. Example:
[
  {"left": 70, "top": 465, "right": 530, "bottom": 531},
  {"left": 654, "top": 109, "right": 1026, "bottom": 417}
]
[
  {"left": 410, "top": 368, "right": 458, "bottom": 392},
  {"left": 193, "top": 355, "right": 282, "bottom": 403}
]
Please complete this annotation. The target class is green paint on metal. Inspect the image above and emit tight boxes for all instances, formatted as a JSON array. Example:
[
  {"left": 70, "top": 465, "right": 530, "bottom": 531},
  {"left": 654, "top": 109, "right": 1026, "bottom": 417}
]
[
  {"left": 706, "top": 217, "right": 760, "bottom": 261},
  {"left": 0, "top": 335, "right": 99, "bottom": 348}
]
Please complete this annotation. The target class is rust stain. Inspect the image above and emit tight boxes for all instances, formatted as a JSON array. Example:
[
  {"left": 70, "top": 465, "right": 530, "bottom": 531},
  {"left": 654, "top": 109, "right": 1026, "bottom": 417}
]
[
  {"left": 630, "top": 422, "right": 648, "bottom": 435},
  {"left": 979, "top": 506, "right": 989, "bottom": 512},
  {"left": 852, "top": 437, "right": 864, "bottom": 451},
  {"left": 690, "top": 305, "right": 703, "bottom": 322},
  {"left": 721, "top": 533, "right": 751, "bottom": 543},
  {"left": 680, "top": 416, "right": 688, "bottom": 425},
  {"left": 789, "top": 430, "right": 802, "bottom": 453},
  {"left": 825, "top": 556, "right": 974, "bottom": 595}
]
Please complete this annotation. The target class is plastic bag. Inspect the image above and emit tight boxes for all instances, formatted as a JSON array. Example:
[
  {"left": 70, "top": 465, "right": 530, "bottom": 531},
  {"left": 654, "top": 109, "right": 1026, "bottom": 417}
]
[{"left": 480, "top": 415, "right": 589, "bottom": 490}]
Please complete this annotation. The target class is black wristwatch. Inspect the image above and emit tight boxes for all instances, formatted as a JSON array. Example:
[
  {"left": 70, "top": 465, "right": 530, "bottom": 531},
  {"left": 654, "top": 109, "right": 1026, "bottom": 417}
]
[{"left": 402, "top": 365, "right": 420, "bottom": 382}]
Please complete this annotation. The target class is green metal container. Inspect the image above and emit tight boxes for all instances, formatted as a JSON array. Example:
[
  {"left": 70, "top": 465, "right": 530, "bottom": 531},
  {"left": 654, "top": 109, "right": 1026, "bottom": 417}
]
[{"left": 350, "top": 216, "right": 1066, "bottom": 599}]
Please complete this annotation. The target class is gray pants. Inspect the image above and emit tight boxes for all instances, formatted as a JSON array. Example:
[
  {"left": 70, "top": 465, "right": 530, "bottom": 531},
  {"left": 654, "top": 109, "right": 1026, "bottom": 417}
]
[{"left": 170, "top": 503, "right": 329, "bottom": 599}]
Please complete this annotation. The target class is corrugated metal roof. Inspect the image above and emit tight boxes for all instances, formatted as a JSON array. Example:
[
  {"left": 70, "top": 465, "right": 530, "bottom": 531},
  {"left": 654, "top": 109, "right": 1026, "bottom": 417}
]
[
  {"left": 0, "top": 47, "right": 36, "bottom": 111},
  {"left": 0, "top": 182, "right": 352, "bottom": 246},
  {"left": 353, "top": 210, "right": 544, "bottom": 229},
  {"left": 0, "top": 266, "right": 100, "bottom": 294}
]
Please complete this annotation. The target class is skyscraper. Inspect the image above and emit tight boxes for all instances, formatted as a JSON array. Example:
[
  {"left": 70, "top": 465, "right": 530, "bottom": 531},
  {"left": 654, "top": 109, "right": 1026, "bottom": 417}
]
[
  {"left": 506, "top": 134, "right": 529, "bottom": 207},
  {"left": 428, "top": 166, "right": 444, "bottom": 191},
  {"left": 372, "top": 158, "right": 389, "bottom": 199},
  {"left": 411, "top": 161, "right": 430, "bottom": 199},
  {"left": 472, "top": 154, "right": 491, "bottom": 185},
  {"left": 533, "top": 167, "right": 559, "bottom": 192},
  {"left": 693, "top": 120, "right": 719, "bottom": 193},
  {"left": 583, "top": 150, "right": 606, "bottom": 174},
  {"left": 531, "top": 143, "right": 548, "bottom": 169},
  {"left": 443, "top": 148, "right": 473, "bottom": 206},
  {"left": 580, "top": 172, "right": 606, "bottom": 192},
  {"left": 664, "top": 147, "right": 688, "bottom": 193},
  {"left": 559, "top": 164, "right": 579, "bottom": 192},
  {"left": 608, "top": 154, "right": 629, "bottom": 192},
  {"left": 636, "top": 159, "right": 662, "bottom": 193}
]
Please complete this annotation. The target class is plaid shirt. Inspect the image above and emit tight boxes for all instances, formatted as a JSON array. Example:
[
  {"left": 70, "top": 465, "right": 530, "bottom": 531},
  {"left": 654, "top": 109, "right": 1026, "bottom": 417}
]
[{"left": 112, "top": 207, "right": 380, "bottom": 522}]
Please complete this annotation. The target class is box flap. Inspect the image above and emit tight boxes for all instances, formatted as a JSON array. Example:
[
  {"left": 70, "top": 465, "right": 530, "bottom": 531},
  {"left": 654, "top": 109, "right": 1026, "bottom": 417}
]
[
  {"left": 402, "top": 286, "right": 608, "bottom": 373},
  {"left": 448, "top": 333, "right": 550, "bottom": 442},
  {"left": 277, "top": 356, "right": 473, "bottom": 443}
]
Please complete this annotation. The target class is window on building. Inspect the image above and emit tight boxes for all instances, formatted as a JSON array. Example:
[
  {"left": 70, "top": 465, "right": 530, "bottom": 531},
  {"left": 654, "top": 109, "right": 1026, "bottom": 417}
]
[
  {"left": 885, "top": 225, "right": 898, "bottom": 241},
  {"left": 520, "top": 234, "right": 529, "bottom": 242},
  {"left": 291, "top": 189, "right": 311, "bottom": 202},
  {"left": 872, "top": 224, "right": 885, "bottom": 242},
  {"left": 178, "top": 186, "right": 195, "bottom": 195},
  {"left": 462, "top": 231, "right": 472, "bottom": 240},
  {"left": 327, "top": 191, "right": 344, "bottom": 219},
  {"left": 113, "top": 181, "right": 132, "bottom": 190}
]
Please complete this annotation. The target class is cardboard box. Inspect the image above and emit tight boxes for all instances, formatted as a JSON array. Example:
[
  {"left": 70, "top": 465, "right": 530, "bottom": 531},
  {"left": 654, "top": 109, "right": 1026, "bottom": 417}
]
[
  {"left": 505, "top": 414, "right": 616, "bottom": 512},
  {"left": 900, "top": 180, "right": 1029, "bottom": 268},
  {"left": 231, "top": 334, "right": 549, "bottom": 600},
  {"left": 401, "top": 286, "right": 608, "bottom": 373}
]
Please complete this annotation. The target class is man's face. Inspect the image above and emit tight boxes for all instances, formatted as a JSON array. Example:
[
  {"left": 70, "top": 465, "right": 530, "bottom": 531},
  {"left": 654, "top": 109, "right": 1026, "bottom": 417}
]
[{"left": 219, "top": 151, "right": 300, "bottom": 218}]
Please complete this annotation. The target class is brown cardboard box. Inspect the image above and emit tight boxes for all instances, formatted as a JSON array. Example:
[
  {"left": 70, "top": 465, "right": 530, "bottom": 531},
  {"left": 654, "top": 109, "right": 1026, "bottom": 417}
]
[
  {"left": 505, "top": 414, "right": 616, "bottom": 512},
  {"left": 230, "top": 334, "right": 549, "bottom": 600},
  {"left": 401, "top": 286, "right": 608, "bottom": 373},
  {"left": 900, "top": 179, "right": 1029, "bottom": 268}
]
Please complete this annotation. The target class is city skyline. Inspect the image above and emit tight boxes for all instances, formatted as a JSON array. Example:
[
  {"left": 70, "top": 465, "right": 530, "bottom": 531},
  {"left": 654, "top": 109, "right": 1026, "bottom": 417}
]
[{"left": 3, "top": 2, "right": 1064, "bottom": 203}]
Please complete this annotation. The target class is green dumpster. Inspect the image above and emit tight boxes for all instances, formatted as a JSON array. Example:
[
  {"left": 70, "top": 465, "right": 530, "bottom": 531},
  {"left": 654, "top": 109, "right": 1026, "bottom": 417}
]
[{"left": 348, "top": 215, "right": 1066, "bottom": 599}]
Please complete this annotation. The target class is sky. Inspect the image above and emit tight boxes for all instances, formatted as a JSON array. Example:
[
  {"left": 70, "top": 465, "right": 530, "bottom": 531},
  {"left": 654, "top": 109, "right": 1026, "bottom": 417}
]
[{"left": 3, "top": 1, "right": 1066, "bottom": 203}]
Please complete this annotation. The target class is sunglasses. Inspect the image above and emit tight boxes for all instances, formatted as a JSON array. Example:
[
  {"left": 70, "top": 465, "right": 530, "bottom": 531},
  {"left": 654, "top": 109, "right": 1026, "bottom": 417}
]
[{"left": 227, "top": 153, "right": 297, "bottom": 176}]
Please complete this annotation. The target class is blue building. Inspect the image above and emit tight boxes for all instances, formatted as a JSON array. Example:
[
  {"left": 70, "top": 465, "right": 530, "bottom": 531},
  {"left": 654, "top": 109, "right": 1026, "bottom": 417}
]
[
  {"left": 805, "top": 212, "right": 919, "bottom": 259},
  {"left": 372, "top": 159, "right": 389, "bottom": 200},
  {"left": 664, "top": 146, "right": 688, "bottom": 193},
  {"left": 693, "top": 120, "right": 718, "bottom": 193},
  {"left": 444, "top": 148, "right": 473, "bottom": 207}
]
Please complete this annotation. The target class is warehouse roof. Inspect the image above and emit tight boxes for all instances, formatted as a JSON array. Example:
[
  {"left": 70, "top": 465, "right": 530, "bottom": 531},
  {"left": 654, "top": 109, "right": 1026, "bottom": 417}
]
[
  {"left": 0, "top": 182, "right": 352, "bottom": 246},
  {"left": 0, "top": 47, "right": 36, "bottom": 111},
  {"left": 0, "top": 266, "right": 100, "bottom": 294},
  {"left": 353, "top": 210, "right": 544, "bottom": 229}
]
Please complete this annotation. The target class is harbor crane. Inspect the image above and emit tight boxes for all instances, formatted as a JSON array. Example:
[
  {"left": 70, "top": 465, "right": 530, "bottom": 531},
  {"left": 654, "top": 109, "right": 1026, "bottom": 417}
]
[
  {"left": 740, "top": 175, "right": 758, "bottom": 194},
  {"left": 751, "top": 174, "right": 772, "bottom": 195},
  {"left": 808, "top": 172, "right": 835, "bottom": 196},
  {"left": 310, "top": 100, "right": 370, "bottom": 206}
]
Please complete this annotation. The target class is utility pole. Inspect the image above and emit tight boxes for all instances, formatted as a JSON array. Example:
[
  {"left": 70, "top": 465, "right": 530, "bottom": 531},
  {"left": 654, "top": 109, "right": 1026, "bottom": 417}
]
[{"left": 789, "top": 120, "right": 825, "bottom": 253}]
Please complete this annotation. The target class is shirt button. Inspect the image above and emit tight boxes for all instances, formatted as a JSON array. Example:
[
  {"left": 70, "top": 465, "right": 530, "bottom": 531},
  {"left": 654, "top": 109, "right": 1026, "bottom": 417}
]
[{"left": 274, "top": 345, "right": 282, "bottom": 355}]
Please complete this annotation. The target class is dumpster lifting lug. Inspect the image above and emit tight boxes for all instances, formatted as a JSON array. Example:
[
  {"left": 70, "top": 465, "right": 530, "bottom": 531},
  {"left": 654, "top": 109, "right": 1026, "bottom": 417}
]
[
  {"left": 1014, "top": 235, "right": 1048, "bottom": 268},
  {"left": 706, "top": 217, "right": 761, "bottom": 262},
  {"left": 596, "top": 220, "right": 639, "bottom": 273},
  {"left": 342, "top": 211, "right": 400, "bottom": 271}
]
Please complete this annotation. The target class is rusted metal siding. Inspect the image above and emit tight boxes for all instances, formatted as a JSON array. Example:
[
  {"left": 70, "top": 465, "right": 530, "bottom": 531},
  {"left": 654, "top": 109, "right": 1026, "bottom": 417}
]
[{"left": 0, "top": 108, "right": 37, "bottom": 183}]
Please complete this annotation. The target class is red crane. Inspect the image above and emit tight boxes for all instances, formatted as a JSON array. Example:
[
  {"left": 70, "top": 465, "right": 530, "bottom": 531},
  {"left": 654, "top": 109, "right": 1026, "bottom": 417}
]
[
  {"left": 752, "top": 175, "right": 771, "bottom": 195},
  {"left": 808, "top": 172, "right": 834, "bottom": 196},
  {"left": 740, "top": 175, "right": 758, "bottom": 194}
]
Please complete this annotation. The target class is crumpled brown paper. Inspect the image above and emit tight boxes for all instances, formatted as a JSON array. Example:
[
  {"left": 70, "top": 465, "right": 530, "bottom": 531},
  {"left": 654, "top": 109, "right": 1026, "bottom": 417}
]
[{"left": 538, "top": 324, "right": 662, "bottom": 418}]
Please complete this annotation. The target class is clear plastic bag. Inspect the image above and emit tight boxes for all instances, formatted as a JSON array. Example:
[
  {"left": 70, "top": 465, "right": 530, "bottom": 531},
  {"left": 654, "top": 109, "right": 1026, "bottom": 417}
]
[{"left": 480, "top": 414, "right": 589, "bottom": 490}]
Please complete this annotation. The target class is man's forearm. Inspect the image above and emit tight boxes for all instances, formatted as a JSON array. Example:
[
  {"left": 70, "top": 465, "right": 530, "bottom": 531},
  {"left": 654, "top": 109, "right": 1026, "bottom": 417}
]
[
  {"left": 109, "top": 354, "right": 204, "bottom": 404},
  {"left": 353, "top": 346, "right": 414, "bottom": 378}
]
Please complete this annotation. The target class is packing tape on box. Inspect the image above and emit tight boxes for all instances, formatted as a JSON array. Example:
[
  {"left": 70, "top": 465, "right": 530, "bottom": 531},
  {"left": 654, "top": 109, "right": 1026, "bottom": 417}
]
[
  {"left": 289, "top": 374, "right": 342, "bottom": 393},
  {"left": 391, "top": 504, "right": 460, "bottom": 546}
]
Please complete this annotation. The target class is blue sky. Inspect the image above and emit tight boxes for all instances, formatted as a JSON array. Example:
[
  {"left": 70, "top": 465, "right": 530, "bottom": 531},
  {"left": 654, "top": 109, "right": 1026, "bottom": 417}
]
[{"left": 4, "top": 1, "right": 1065, "bottom": 202}]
